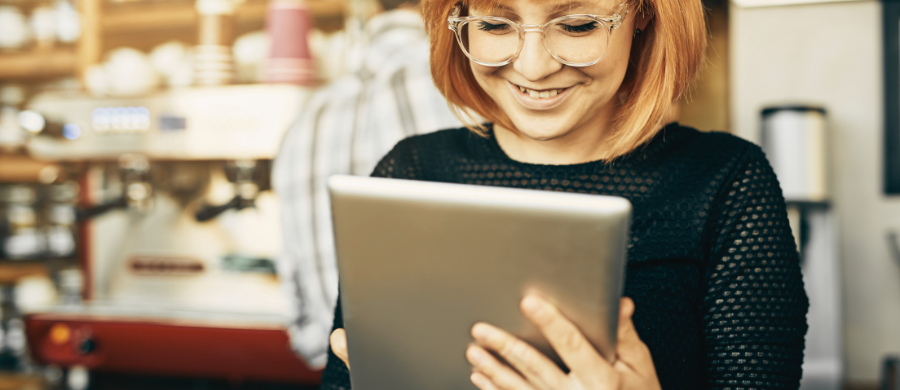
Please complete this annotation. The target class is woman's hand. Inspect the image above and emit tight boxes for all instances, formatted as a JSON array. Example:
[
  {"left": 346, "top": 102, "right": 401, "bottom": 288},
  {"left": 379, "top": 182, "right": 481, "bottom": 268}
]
[
  {"left": 466, "top": 296, "right": 660, "bottom": 390},
  {"left": 330, "top": 328, "right": 350, "bottom": 369}
]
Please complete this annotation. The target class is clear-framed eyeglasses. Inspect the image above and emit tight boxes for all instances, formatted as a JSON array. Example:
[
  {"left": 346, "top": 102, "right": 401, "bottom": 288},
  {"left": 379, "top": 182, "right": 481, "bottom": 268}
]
[{"left": 447, "top": 3, "right": 628, "bottom": 67}]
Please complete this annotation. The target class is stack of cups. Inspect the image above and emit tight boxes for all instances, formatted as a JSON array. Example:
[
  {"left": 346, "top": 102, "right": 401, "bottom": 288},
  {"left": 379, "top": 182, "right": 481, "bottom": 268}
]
[
  {"left": 265, "top": 0, "right": 315, "bottom": 85},
  {"left": 194, "top": 0, "right": 236, "bottom": 86}
]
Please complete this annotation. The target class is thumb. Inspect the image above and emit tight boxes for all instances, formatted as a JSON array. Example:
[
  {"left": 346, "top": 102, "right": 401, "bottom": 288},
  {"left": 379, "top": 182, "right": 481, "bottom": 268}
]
[
  {"left": 617, "top": 297, "right": 636, "bottom": 339},
  {"left": 614, "top": 297, "right": 654, "bottom": 373},
  {"left": 330, "top": 328, "right": 350, "bottom": 370}
]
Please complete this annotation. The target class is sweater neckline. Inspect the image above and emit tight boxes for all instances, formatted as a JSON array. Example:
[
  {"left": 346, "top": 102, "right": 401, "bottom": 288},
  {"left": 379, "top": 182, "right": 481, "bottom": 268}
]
[{"left": 480, "top": 122, "right": 679, "bottom": 169}]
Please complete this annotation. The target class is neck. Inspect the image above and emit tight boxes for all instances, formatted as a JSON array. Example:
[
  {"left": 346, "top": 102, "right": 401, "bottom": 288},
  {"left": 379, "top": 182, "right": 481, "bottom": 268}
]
[{"left": 492, "top": 110, "right": 615, "bottom": 165}]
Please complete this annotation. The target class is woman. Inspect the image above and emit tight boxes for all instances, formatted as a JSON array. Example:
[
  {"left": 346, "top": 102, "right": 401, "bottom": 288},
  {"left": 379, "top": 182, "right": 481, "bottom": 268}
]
[{"left": 321, "top": 0, "right": 809, "bottom": 388}]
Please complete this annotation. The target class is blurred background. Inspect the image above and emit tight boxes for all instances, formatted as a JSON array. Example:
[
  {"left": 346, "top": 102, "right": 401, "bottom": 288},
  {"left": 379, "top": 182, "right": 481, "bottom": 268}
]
[{"left": 0, "top": 0, "right": 892, "bottom": 388}]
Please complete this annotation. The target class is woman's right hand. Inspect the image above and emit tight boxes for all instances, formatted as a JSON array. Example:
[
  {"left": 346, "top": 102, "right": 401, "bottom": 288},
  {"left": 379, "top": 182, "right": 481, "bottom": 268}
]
[{"left": 330, "top": 328, "right": 350, "bottom": 369}]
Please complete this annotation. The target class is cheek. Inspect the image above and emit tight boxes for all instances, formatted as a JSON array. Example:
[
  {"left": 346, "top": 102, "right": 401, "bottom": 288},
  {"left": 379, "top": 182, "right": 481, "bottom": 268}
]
[
  {"left": 583, "top": 41, "right": 633, "bottom": 95},
  {"left": 469, "top": 61, "right": 505, "bottom": 99},
  {"left": 606, "top": 29, "right": 635, "bottom": 79}
]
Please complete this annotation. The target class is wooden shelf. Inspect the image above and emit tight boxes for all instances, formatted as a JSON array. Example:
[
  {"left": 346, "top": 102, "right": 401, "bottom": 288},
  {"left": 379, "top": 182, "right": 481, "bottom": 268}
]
[
  {"left": 103, "top": 0, "right": 346, "bottom": 33},
  {"left": 0, "top": 154, "right": 56, "bottom": 183},
  {"left": 0, "top": 0, "right": 348, "bottom": 82},
  {"left": 0, "top": 48, "right": 77, "bottom": 80},
  {"left": 0, "top": 262, "right": 49, "bottom": 285},
  {"left": 0, "top": 372, "right": 44, "bottom": 389}
]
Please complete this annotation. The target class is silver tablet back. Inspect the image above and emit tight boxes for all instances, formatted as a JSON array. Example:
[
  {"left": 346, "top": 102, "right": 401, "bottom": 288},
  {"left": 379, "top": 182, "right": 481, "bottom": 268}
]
[{"left": 328, "top": 175, "right": 631, "bottom": 390}]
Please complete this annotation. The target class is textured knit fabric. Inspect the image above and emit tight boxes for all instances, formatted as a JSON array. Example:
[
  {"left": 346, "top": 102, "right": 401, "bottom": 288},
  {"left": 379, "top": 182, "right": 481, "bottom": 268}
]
[
  {"left": 319, "top": 123, "right": 809, "bottom": 390},
  {"left": 272, "top": 9, "right": 461, "bottom": 367}
]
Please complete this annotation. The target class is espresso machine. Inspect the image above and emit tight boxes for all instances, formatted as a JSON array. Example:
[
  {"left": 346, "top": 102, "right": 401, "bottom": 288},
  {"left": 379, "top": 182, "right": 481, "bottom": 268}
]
[{"left": 18, "top": 84, "right": 321, "bottom": 385}]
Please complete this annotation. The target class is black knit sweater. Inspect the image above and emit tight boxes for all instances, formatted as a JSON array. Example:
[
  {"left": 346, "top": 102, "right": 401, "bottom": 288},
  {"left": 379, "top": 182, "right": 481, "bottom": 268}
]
[{"left": 319, "top": 123, "right": 809, "bottom": 390}]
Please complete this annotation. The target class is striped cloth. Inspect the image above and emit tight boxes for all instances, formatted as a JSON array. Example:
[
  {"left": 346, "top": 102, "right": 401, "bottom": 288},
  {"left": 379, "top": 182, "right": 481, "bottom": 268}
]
[{"left": 272, "top": 9, "right": 461, "bottom": 368}]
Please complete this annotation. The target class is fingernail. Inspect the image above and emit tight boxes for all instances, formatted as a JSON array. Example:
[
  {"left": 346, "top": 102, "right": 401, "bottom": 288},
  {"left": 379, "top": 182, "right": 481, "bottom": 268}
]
[
  {"left": 472, "top": 323, "right": 492, "bottom": 341},
  {"left": 522, "top": 295, "right": 543, "bottom": 315},
  {"left": 466, "top": 345, "right": 485, "bottom": 365}
]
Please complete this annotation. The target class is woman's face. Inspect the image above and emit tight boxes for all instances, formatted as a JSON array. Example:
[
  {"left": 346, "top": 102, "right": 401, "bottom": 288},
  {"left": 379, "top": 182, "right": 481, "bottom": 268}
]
[{"left": 468, "top": 0, "right": 639, "bottom": 142}]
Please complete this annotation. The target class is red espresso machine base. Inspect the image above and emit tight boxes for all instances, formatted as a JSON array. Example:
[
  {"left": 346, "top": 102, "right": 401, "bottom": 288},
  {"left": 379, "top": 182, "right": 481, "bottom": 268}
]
[{"left": 25, "top": 307, "right": 321, "bottom": 384}]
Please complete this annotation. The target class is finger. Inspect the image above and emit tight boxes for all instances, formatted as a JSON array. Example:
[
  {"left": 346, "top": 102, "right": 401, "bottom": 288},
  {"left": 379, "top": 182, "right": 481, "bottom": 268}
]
[
  {"left": 466, "top": 344, "right": 537, "bottom": 390},
  {"left": 470, "top": 323, "right": 567, "bottom": 390},
  {"left": 330, "top": 328, "right": 350, "bottom": 369},
  {"left": 519, "top": 295, "right": 610, "bottom": 375},
  {"left": 613, "top": 298, "right": 656, "bottom": 376},
  {"left": 470, "top": 372, "right": 501, "bottom": 390}
]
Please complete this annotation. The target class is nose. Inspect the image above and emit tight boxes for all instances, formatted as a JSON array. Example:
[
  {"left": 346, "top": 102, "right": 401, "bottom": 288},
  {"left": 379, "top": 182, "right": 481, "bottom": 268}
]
[{"left": 512, "top": 31, "right": 562, "bottom": 82}]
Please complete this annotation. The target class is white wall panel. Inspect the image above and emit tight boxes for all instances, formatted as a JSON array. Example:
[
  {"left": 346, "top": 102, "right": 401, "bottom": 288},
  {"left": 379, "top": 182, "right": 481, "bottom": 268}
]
[{"left": 730, "top": 0, "right": 900, "bottom": 382}]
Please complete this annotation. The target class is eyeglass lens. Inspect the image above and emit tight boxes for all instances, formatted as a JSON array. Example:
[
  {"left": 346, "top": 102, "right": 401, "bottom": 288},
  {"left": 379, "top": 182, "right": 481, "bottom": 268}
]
[{"left": 460, "top": 18, "right": 609, "bottom": 65}]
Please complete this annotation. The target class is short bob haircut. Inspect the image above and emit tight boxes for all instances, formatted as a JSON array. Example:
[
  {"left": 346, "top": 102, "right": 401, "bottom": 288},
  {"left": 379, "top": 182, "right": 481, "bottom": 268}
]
[{"left": 422, "top": 0, "right": 708, "bottom": 160}]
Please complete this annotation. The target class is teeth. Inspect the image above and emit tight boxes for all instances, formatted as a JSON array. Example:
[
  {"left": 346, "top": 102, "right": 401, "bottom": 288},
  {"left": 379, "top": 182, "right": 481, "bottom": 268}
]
[{"left": 518, "top": 85, "right": 562, "bottom": 99}]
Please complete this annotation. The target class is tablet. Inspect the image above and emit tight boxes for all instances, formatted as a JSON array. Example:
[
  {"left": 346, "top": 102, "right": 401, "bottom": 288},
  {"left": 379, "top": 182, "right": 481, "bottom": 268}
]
[{"left": 328, "top": 175, "right": 631, "bottom": 390}]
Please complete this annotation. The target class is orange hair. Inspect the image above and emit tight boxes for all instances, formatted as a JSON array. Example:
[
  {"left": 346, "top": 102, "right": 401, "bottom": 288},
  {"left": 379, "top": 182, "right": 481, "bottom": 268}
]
[{"left": 422, "top": 0, "right": 708, "bottom": 160}]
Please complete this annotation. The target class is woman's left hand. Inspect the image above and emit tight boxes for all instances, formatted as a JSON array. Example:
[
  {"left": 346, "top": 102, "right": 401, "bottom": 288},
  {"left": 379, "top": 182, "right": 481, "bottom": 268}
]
[{"left": 466, "top": 296, "right": 660, "bottom": 390}]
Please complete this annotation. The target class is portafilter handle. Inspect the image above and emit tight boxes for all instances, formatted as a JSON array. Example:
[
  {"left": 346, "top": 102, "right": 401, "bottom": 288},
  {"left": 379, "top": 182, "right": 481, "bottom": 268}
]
[
  {"left": 75, "top": 197, "right": 128, "bottom": 222},
  {"left": 194, "top": 160, "right": 259, "bottom": 222},
  {"left": 76, "top": 154, "right": 154, "bottom": 221},
  {"left": 194, "top": 195, "right": 255, "bottom": 222}
]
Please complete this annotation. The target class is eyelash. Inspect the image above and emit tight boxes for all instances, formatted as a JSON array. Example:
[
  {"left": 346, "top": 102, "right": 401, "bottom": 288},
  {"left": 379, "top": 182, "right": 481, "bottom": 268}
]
[
  {"left": 475, "top": 21, "right": 601, "bottom": 33},
  {"left": 560, "top": 22, "right": 598, "bottom": 33},
  {"left": 477, "top": 21, "right": 510, "bottom": 31}
]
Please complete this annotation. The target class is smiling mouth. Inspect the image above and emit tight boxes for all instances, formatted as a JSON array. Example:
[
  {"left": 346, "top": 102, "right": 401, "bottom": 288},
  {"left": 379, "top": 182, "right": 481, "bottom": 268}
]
[
  {"left": 507, "top": 81, "right": 574, "bottom": 110},
  {"left": 514, "top": 84, "right": 571, "bottom": 99}
]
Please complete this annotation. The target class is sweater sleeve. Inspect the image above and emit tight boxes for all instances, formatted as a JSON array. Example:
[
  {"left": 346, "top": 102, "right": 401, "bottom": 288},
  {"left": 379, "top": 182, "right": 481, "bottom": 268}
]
[
  {"left": 318, "top": 139, "right": 421, "bottom": 390},
  {"left": 700, "top": 144, "right": 809, "bottom": 389}
]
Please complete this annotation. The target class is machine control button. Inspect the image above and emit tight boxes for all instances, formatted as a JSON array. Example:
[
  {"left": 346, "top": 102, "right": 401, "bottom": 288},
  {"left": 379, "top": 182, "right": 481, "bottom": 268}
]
[{"left": 77, "top": 338, "right": 95, "bottom": 355}]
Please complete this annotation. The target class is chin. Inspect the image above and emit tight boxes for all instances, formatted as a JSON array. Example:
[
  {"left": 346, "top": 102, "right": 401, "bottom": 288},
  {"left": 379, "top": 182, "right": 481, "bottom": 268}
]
[{"left": 508, "top": 114, "right": 574, "bottom": 141}]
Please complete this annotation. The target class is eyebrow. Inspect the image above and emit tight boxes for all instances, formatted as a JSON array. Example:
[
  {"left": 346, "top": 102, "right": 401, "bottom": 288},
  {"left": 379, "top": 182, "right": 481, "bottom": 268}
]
[
  {"left": 483, "top": 1, "right": 609, "bottom": 18},
  {"left": 491, "top": 3, "right": 514, "bottom": 12},
  {"left": 545, "top": 1, "right": 592, "bottom": 14}
]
